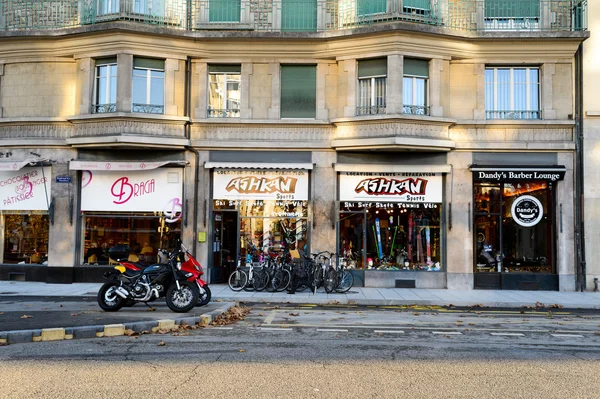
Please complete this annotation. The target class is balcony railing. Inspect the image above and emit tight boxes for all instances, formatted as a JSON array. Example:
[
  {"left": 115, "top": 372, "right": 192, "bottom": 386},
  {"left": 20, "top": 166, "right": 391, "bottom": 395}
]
[
  {"left": 403, "top": 104, "right": 430, "bottom": 116},
  {"left": 207, "top": 108, "right": 241, "bottom": 118},
  {"left": 357, "top": 105, "right": 386, "bottom": 116},
  {"left": 92, "top": 103, "right": 117, "bottom": 114},
  {"left": 132, "top": 103, "right": 164, "bottom": 114},
  {"left": 486, "top": 110, "right": 542, "bottom": 120},
  {"left": 0, "top": 1, "right": 587, "bottom": 32}
]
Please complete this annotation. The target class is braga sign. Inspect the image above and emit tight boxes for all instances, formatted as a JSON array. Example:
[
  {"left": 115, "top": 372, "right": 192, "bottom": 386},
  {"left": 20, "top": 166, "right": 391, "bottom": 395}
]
[
  {"left": 81, "top": 169, "right": 183, "bottom": 213},
  {"left": 511, "top": 195, "right": 544, "bottom": 227},
  {"left": 213, "top": 169, "right": 309, "bottom": 201},
  {"left": 0, "top": 166, "right": 52, "bottom": 211},
  {"left": 339, "top": 172, "right": 443, "bottom": 203}
]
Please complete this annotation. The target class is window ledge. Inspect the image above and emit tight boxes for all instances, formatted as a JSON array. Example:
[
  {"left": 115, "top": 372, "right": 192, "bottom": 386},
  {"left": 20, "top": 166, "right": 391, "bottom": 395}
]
[
  {"left": 331, "top": 113, "right": 456, "bottom": 125},
  {"left": 585, "top": 111, "right": 600, "bottom": 117},
  {"left": 457, "top": 119, "right": 575, "bottom": 127},
  {"left": 67, "top": 113, "right": 189, "bottom": 124},
  {"left": 0, "top": 117, "right": 67, "bottom": 124},
  {"left": 192, "top": 118, "right": 332, "bottom": 125}
]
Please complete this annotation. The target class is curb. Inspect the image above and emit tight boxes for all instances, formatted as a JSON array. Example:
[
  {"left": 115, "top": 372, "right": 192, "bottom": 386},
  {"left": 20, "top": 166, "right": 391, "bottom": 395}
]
[{"left": 0, "top": 304, "right": 233, "bottom": 346}]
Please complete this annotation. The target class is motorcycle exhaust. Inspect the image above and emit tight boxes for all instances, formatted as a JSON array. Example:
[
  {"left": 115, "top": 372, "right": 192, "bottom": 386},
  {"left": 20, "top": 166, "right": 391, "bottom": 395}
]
[{"left": 114, "top": 287, "right": 130, "bottom": 299}]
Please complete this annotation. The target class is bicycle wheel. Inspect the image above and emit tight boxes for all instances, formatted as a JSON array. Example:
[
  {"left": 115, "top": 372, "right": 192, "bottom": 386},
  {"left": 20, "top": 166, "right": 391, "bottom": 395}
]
[
  {"left": 272, "top": 269, "right": 291, "bottom": 292},
  {"left": 253, "top": 269, "right": 269, "bottom": 291},
  {"left": 228, "top": 269, "right": 248, "bottom": 292},
  {"left": 335, "top": 270, "right": 354, "bottom": 293},
  {"left": 324, "top": 268, "right": 336, "bottom": 293}
]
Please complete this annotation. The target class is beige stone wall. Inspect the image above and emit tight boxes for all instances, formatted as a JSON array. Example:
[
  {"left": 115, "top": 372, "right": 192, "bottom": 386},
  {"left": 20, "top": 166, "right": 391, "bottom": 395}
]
[
  {"left": 336, "top": 60, "right": 349, "bottom": 118},
  {"left": 1, "top": 62, "right": 76, "bottom": 118},
  {"left": 173, "top": 59, "right": 186, "bottom": 117},
  {"left": 553, "top": 63, "right": 574, "bottom": 120},
  {"left": 447, "top": 63, "right": 477, "bottom": 120},
  {"left": 249, "top": 63, "right": 272, "bottom": 120},
  {"left": 324, "top": 63, "right": 339, "bottom": 120}
]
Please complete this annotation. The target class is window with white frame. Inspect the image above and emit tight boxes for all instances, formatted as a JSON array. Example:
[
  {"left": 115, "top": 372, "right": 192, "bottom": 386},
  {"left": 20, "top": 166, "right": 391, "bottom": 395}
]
[
  {"left": 485, "top": 67, "right": 540, "bottom": 120},
  {"left": 403, "top": 58, "right": 429, "bottom": 115},
  {"left": 93, "top": 57, "right": 117, "bottom": 114},
  {"left": 357, "top": 58, "right": 387, "bottom": 116},
  {"left": 208, "top": 65, "right": 241, "bottom": 118},
  {"left": 97, "top": 0, "right": 119, "bottom": 15},
  {"left": 132, "top": 58, "right": 165, "bottom": 114}
]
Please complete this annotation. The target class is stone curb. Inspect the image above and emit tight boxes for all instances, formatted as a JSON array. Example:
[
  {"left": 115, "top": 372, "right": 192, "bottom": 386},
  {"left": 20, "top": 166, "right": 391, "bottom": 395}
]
[{"left": 0, "top": 304, "right": 233, "bottom": 346}]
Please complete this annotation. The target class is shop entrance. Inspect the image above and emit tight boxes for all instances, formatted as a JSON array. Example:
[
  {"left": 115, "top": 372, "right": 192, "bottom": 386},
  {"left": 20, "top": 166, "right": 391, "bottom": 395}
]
[{"left": 212, "top": 211, "right": 238, "bottom": 283}]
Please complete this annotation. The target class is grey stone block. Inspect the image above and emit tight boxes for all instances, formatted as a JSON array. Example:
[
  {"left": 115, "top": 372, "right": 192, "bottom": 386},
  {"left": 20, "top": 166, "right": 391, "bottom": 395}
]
[
  {"left": 124, "top": 321, "right": 158, "bottom": 333},
  {"left": 175, "top": 317, "right": 201, "bottom": 326},
  {"left": 7, "top": 330, "right": 34, "bottom": 344},
  {"left": 72, "top": 325, "right": 103, "bottom": 339}
]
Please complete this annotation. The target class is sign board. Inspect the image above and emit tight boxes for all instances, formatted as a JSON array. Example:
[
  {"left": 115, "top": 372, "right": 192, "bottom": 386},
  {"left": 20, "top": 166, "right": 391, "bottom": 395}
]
[
  {"left": 338, "top": 172, "right": 443, "bottom": 203},
  {"left": 511, "top": 195, "right": 544, "bottom": 227},
  {"left": 56, "top": 175, "right": 72, "bottom": 183},
  {"left": 0, "top": 166, "right": 52, "bottom": 211},
  {"left": 472, "top": 168, "right": 565, "bottom": 182},
  {"left": 81, "top": 169, "right": 183, "bottom": 217},
  {"left": 213, "top": 169, "right": 309, "bottom": 201}
]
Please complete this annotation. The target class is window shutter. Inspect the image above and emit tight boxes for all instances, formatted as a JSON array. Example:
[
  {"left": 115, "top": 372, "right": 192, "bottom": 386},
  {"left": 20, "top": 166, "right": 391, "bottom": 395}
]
[
  {"left": 403, "top": 0, "right": 431, "bottom": 11},
  {"left": 209, "top": 0, "right": 241, "bottom": 22},
  {"left": 404, "top": 58, "right": 429, "bottom": 77},
  {"left": 357, "top": 0, "right": 386, "bottom": 16},
  {"left": 208, "top": 65, "right": 241, "bottom": 74},
  {"left": 281, "top": 65, "right": 316, "bottom": 118},
  {"left": 282, "top": 0, "right": 317, "bottom": 32},
  {"left": 485, "top": 0, "right": 540, "bottom": 18},
  {"left": 95, "top": 57, "right": 117, "bottom": 66},
  {"left": 358, "top": 58, "right": 387, "bottom": 78},
  {"left": 133, "top": 58, "right": 164, "bottom": 70}
]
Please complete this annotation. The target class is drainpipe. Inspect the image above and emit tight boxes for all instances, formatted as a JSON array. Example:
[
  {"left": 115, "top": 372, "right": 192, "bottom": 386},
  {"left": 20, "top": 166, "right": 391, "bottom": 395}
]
[
  {"left": 183, "top": 56, "right": 199, "bottom": 258},
  {"left": 575, "top": 43, "right": 586, "bottom": 291}
]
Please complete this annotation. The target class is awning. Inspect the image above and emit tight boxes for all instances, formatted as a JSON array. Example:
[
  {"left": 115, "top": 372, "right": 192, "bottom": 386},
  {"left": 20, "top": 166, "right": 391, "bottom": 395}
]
[
  {"left": 334, "top": 163, "right": 452, "bottom": 174},
  {"left": 204, "top": 162, "right": 314, "bottom": 170},
  {"left": 470, "top": 165, "right": 567, "bottom": 182},
  {"left": 0, "top": 158, "right": 50, "bottom": 171},
  {"left": 69, "top": 160, "right": 188, "bottom": 171}
]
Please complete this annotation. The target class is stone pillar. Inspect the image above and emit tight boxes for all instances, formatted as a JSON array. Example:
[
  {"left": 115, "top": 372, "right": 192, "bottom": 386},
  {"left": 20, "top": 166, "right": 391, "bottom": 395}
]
[
  {"left": 311, "top": 151, "right": 337, "bottom": 252},
  {"left": 473, "top": 63, "right": 486, "bottom": 120},
  {"left": 267, "top": 63, "right": 280, "bottom": 119},
  {"left": 164, "top": 58, "right": 180, "bottom": 116},
  {"left": 193, "top": 62, "right": 207, "bottom": 119},
  {"left": 542, "top": 63, "right": 557, "bottom": 119},
  {"left": 343, "top": 59, "right": 357, "bottom": 117},
  {"left": 240, "top": 63, "right": 252, "bottom": 119},
  {"left": 116, "top": 53, "right": 133, "bottom": 113},
  {"left": 76, "top": 58, "right": 93, "bottom": 115},
  {"left": 429, "top": 58, "right": 445, "bottom": 117},
  {"left": 557, "top": 152, "right": 576, "bottom": 291},
  {"left": 386, "top": 54, "right": 403, "bottom": 115},
  {"left": 316, "top": 62, "right": 329, "bottom": 120}
]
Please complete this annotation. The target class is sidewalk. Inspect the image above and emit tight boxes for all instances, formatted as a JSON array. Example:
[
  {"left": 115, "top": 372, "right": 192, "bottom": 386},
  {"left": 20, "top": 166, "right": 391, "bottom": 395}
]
[{"left": 2, "top": 281, "right": 600, "bottom": 309}]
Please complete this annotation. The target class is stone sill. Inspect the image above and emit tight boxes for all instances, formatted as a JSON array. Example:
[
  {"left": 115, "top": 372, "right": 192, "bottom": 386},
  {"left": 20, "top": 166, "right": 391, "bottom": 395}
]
[
  {"left": 67, "top": 113, "right": 189, "bottom": 124},
  {"left": 0, "top": 117, "right": 67, "bottom": 124},
  {"left": 585, "top": 111, "right": 600, "bottom": 117},
  {"left": 192, "top": 118, "right": 332, "bottom": 125},
  {"left": 332, "top": 114, "right": 455, "bottom": 125},
  {"left": 455, "top": 119, "right": 575, "bottom": 127}
]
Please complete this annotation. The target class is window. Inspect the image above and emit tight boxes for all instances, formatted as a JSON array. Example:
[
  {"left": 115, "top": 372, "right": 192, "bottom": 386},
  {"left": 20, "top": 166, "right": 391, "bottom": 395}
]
[
  {"left": 209, "top": 0, "right": 241, "bottom": 23},
  {"left": 403, "top": 58, "right": 429, "bottom": 115},
  {"left": 93, "top": 57, "right": 117, "bottom": 114},
  {"left": 132, "top": 58, "right": 165, "bottom": 114},
  {"left": 485, "top": 67, "right": 540, "bottom": 120},
  {"left": 357, "top": 0, "right": 386, "bottom": 17},
  {"left": 97, "top": 0, "right": 119, "bottom": 15},
  {"left": 403, "top": 0, "right": 431, "bottom": 16},
  {"left": 2, "top": 213, "right": 49, "bottom": 264},
  {"left": 282, "top": 0, "right": 317, "bottom": 32},
  {"left": 484, "top": 0, "right": 540, "bottom": 30},
  {"left": 208, "top": 65, "right": 241, "bottom": 118},
  {"left": 131, "top": 0, "right": 165, "bottom": 17},
  {"left": 357, "top": 59, "right": 387, "bottom": 116},
  {"left": 280, "top": 65, "right": 316, "bottom": 118}
]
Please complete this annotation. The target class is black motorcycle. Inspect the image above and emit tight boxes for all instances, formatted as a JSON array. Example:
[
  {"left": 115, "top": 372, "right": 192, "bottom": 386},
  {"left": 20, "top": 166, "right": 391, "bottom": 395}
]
[{"left": 97, "top": 244, "right": 199, "bottom": 313}]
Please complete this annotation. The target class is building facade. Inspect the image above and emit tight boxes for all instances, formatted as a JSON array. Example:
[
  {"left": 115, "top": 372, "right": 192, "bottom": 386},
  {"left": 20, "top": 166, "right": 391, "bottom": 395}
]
[{"left": 0, "top": 0, "right": 588, "bottom": 291}]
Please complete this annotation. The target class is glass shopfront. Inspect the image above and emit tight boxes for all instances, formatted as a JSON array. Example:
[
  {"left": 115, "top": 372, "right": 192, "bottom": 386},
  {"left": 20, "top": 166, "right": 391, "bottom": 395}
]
[
  {"left": 0, "top": 166, "right": 51, "bottom": 264},
  {"left": 338, "top": 172, "right": 444, "bottom": 271},
  {"left": 77, "top": 166, "right": 183, "bottom": 265},
  {"left": 211, "top": 168, "right": 310, "bottom": 279}
]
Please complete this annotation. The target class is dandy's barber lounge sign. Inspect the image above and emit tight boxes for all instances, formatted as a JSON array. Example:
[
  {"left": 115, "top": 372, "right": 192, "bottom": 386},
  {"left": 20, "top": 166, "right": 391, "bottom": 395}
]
[
  {"left": 511, "top": 195, "right": 544, "bottom": 227},
  {"left": 473, "top": 167, "right": 566, "bottom": 182},
  {"left": 339, "top": 172, "right": 442, "bottom": 203}
]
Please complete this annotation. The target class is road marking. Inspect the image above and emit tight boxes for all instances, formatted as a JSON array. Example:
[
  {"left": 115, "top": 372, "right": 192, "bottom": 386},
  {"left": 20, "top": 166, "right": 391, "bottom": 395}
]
[
  {"left": 551, "top": 334, "right": 584, "bottom": 338},
  {"left": 374, "top": 330, "right": 405, "bottom": 334},
  {"left": 432, "top": 331, "right": 462, "bottom": 335},
  {"left": 260, "top": 327, "right": 292, "bottom": 332},
  {"left": 263, "top": 310, "right": 278, "bottom": 325},
  {"left": 317, "top": 328, "right": 348, "bottom": 333},
  {"left": 212, "top": 327, "right": 234, "bottom": 330},
  {"left": 490, "top": 333, "right": 524, "bottom": 336}
]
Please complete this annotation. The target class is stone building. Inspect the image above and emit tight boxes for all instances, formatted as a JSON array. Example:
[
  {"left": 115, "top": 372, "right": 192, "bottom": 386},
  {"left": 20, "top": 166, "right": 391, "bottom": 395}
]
[{"left": 0, "top": 0, "right": 589, "bottom": 291}]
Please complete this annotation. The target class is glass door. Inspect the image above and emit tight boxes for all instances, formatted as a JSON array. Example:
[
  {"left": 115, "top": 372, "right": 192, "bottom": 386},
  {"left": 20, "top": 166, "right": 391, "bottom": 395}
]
[{"left": 213, "top": 210, "right": 238, "bottom": 282}]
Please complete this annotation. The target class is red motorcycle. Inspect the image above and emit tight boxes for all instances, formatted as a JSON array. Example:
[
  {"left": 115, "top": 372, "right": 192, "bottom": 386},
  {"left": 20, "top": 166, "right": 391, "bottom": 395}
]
[{"left": 179, "top": 242, "right": 211, "bottom": 307}]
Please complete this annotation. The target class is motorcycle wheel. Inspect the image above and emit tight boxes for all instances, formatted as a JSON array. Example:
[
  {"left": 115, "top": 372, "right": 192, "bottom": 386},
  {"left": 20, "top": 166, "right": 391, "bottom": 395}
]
[
  {"left": 166, "top": 281, "right": 199, "bottom": 313},
  {"left": 196, "top": 285, "right": 212, "bottom": 307},
  {"left": 97, "top": 281, "right": 125, "bottom": 312}
]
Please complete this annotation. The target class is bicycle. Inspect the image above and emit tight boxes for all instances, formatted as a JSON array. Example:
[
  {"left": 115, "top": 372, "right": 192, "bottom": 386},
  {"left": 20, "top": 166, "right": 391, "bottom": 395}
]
[{"left": 228, "top": 263, "right": 248, "bottom": 291}]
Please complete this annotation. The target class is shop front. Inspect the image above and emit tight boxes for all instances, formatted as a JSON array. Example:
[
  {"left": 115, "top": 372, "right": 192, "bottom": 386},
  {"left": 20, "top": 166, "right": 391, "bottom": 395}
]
[
  {"left": 0, "top": 161, "right": 51, "bottom": 269},
  {"left": 336, "top": 167, "right": 446, "bottom": 288},
  {"left": 471, "top": 165, "right": 566, "bottom": 290},
  {"left": 208, "top": 166, "right": 311, "bottom": 282},
  {"left": 70, "top": 161, "right": 184, "bottom": 277}
]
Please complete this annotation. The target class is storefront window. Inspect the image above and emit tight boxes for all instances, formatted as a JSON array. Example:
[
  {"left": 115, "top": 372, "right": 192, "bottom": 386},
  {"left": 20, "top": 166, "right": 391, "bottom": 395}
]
[
  {"left": 82, "top": 212, "right": 181, "bottom": 265},
  {"left": 1, "top": 212, "right": 49, "bottom": 264},
  {"left": 474, "top": 181, "right": 553, "bottom": 274}
]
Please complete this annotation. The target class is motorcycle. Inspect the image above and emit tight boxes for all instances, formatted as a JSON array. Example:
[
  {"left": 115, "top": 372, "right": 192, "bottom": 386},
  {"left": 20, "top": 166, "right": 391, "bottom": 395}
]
[
  {"left": 178, "top": 242, "right": 211, "bottom": 307},
  {"left": 97, "top": 244, "right": 199, "bottom": 313}
]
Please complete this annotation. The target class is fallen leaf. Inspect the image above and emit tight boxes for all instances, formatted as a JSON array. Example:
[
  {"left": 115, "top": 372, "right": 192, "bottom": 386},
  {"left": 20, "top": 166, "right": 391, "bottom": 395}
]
[
  {"left": 239, "top": 349, "right": 246, "bottom": 353},
  {"left": 70, "top": 313, "right": 79, "bottom": 317},
  {"left": 289, "top": 313, "right": 300, "bottom": 317},
  {"left": 147, "top": 307, "right": 157, "bottom": 312},
  {"left": 595, "top": 331, "right": 600, "bottom": 336},
  {"left": 413, "top": 312, "right": 420, "bottom": 316},
  {"left": 124, "top": 329, "right": 138, "bottom": 336},
  {"left": 21, "top": 315, "right": 33, "bottom": 319},
  {"left": 157, "top": 341, "right": 166, "bottom": 346},
  {"left": 258, "top": 313, "right": 265, "bottom": 317}
]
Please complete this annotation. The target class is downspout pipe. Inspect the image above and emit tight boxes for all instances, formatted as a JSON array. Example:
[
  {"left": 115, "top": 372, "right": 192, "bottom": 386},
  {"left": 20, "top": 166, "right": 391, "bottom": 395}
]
[{"left": 575, "top": 43, "right": 586, "bottom": 291}]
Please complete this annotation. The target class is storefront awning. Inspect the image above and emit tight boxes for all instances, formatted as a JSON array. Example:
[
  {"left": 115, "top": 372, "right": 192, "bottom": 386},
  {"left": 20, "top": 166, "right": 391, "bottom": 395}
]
[
  {"left": 470, "top": 165, "right": 567, "bottom": 182},
  {"left": 0, "top": 158, "right": 50, "bottom": 171},
  {"left": 334, "top": 164, "right": 452, "bottom": 174},
  {"left": 69, "top": 160, "right": 188, "bottom": 171},
  {"left": 204, "top": 162, "right": 314, "bottom": 170}
]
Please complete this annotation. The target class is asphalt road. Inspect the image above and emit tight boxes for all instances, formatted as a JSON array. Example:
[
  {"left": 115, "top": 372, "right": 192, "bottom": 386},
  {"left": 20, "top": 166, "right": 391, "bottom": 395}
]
[{"left": 2, "top": 303, "right": 600, "bottom": 398}]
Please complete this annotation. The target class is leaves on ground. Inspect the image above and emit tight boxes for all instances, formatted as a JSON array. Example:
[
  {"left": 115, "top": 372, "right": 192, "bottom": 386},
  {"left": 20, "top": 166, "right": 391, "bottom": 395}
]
[
  {"left": 157, "top": 341, "right": 166, "bottom": 346},
  {"left": 21, "top": 315, "right": 33, "bottom": 319},
  {"left": 70, "top": 313, "right": 79, "bottom": 317},
  {"left": 147, "top": 307, "right": 157, "bottom": 312},
  {"left": 548, "top": 304, "right": 564, "bottom": 309},
  {"left": 468, "top": 304, "right": 483, "bottom": 308},
  {"left": 289, "top": 312, "right": 299, "bottom": 317},
  {"left": 211, "top": 304, "right": 251, "bottom": 326},
  {"left": 239, "top": 349, "right": 246, "bottom": 353}
]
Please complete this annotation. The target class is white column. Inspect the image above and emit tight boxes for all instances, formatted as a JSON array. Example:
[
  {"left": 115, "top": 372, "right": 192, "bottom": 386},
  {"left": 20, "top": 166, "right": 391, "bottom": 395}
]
[{"left": 386, "top": 54, "right": 403, "bottom": 115}]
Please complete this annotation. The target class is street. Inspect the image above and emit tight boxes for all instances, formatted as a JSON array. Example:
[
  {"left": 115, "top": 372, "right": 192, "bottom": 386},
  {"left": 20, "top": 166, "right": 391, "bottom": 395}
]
[{"left": 2, "top": 302, "right": 600, "bottom": 398}]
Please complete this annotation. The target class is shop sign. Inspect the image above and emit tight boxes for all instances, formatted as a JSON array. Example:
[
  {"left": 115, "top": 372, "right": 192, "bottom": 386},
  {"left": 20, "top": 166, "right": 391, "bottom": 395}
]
[
  {"left": 81, "top": 169, "right": 183, "bottom": 217},
  {"left": 339, "top": 172, "right": 442, "bottom": 203},
  {"left": 213, "top": 169, "right": 309, "bottom": 201},
  {"left": 511, "top": 195, "right": 544, "bottom": 227},
  {"left": 473, "top": 168, "right": 565, "bottom": 182},
  {"left": 0, "top": 166, "right": 52, "bottom": 211}
]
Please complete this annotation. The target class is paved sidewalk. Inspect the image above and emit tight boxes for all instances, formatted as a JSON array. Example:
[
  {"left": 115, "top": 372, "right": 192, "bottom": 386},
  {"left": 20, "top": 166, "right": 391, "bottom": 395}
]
[{"left": 2, "top": 281, "right": 600, "bottom": 309}]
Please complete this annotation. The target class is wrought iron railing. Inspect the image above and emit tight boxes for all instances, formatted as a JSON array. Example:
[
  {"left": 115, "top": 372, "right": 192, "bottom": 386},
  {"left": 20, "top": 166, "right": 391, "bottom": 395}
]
[
  {"left": 403, "top": 104, "right": 430, "bottom": 116},
  {"left": 92, "top": 103, "right": 117, "bottom": 114},
  {"left": 0, "top": 1, "right": 587, "bottom": 32},
  {"left": 207, "top": 108, "right": 241, "bottom": 118},
  {"left": 357, "top": 105, "right": 386, "bottom": 116},
  {"left": 132, "top": 103, "right": 164, "bottom": 114},
  {"left": 486, "top": 110, "right": 542, "bottom": 120}
]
